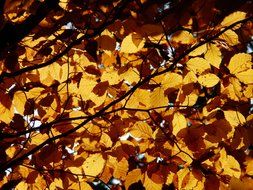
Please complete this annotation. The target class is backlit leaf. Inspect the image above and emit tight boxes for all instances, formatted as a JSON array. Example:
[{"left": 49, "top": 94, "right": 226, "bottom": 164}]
[
  {"left": 82, "top": 153, "right": 105, "bottom": 176},
  {"left": 120, "top": 33, "right": 145, "bottom": 53},
  {"left": 236, "top": 69, "right": 253, "bottom": 84},
  {"left": 224, "top": 110, "right": 246, "bottom": 127},
  {"left": 186, "top": 57, "right": 210, "bottom": 74},
  {"left": 172, "top": 112, "right": 187, "bottom": 136},
  {"left": 220, "top": 11, "right": 246, "bottom": 28},
  {"left": 125, "top": 169, "right": 142, "bottom": 190},
  {"left": 204, "top": 44, "right": 222, "bottom": 68},
  {"left": 198, "top": 73, "right": 220, "bottom": 87},
  {"left": 130, "top": 121, "right": 153, "bottom": 139},
  {"left": 219, "top": 29, "right": 239, "bottom": 46},
  {"left": 228, "top": 53, "right": 252, "bottom": 74}
]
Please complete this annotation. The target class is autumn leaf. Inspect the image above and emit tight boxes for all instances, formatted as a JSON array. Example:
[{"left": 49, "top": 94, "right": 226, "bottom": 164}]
[
  {"left": 198, "top": 73, "right": 220, "bottom": 87},
  {"left": 120, "top": 33, "right": 145, "bottom": 53},
  {"left": 220, "top": 11, "right": 246, "bottom": 28},
  {"left": 82, "top": 153, "right": 105, "bottom": 176},
  {"left": 125, "top": 169, "right": 143, "bottom": 190},
  {"left": 215, "top": 148, "right": 241, "bottom": 178},
  {"left": 228, "top": 53, "right": 252, "bottom": 75},
  {"left": 186, "top": 57, "right": 210, "bottom": 74},
  {"left": 224, "top": 110, "right": 246, "bottom": 127},
  {"left": 219, "top": 29, "right": 239, "bottom": 46},
  {"left": 204, "top": 43, "right": 222, "bottom": 68},
  {"left": 130, "top": 121, "right": 153, "bottom": 139},
  {"left": 172, "top": 112, "right": 187, "bottom": 136}
]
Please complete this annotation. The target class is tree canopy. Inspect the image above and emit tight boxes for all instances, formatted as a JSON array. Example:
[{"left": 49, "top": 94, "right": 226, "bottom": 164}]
[{"left": 0, "top": 0, "right": 253, "bottom": 189}]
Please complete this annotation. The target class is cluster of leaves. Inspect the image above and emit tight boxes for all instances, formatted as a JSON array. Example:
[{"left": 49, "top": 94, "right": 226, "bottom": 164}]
[{"left": 0, "top": 0, "right": 252, "bottom": 189}]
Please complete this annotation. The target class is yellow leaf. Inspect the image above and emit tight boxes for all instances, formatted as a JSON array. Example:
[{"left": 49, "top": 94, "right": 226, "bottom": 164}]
[
  {"left": 161, "top": 72, "right": 183, "bottom": 89},
  {"left": 220, "top": 11, "right": 246, "bottom": 28},
  {"left": 126, "top": 89, "right": 151, "bottom": 109},
  {"left": 172, "top": 31, "right": 196, "bottom": 44},
  {"left": 244, "top": 84, "right": 253, "bottom": 98},
  {"left": 186, "top": 57, "right": 210, "bottom": 74},
  {"left": 31, "top": 133, "right": 48, "bottom": 145},
  {"left": 236, "top": 69, "right": 253, "bottom": 84},
  {"left": 150, "top": 87, "right": 168, "bottom": 109},
  {"left": 204, "top": 44, "right": 222, "bottom": 68},
  {"left": 100, "top": 133, "right": 113, "bottom": 148},
  {"left": 13, "top": 91, "right": 26, "bottom": 114},
  {"left": 245, "top": 159, "right": 253, "bottom": 176},
  {"left": 143, "top": 172, "right": 163, "bottom": 190},
  {"left": 69, "top": 181, "right": 93, "bottom": 190},
  {"left": 216, "top": 148, "right": 241, "bottom": 178},
  {"left": 189, "top": 44, "right": 207, "bottom": 56},
  {"left": 120, "top": 67, "right": 140, "bottom": 85},
  {"left": 120, "top": 33, "right": 145, "bottom": 53},
  {"left": 224, "top": 110, "right": 246, "bottom": 127},
  {"left": 219, "top": 29, "right": 239, "bottom": 46},
  {"left": 172, "top": 112, "right": 187, "bottom": 136},
  {"left": 113, "top": 157, "right": 129, "bottom": 180},
  {"left": 15, "top": 181, "right": 28, "bottom": 190},
  {"left": 6, "top": 146, "right": 17, "bottom": 158},
  {"left": 130, "top": 121, "right": 153, "bottom": 139},
  {"left": 49, "top": 63, "right": 63, "bottom": 81},
  {"left": 176, "top": 168, "right": 204, "bottom": 189},
  {"left": 228, "top": 53, "right": 252, "bottom": 74},
  {"left": 0, "top": 100, "right": 14, "bottom": 124},
  {"left": 198, "top": 73, "right": 220, "bottom": 87},
  {"left": 101, "top": 68, "right": 121, "bottom": 85},
  {"left": 82, "top": 153, "right": 105, "bottom": 176},
  {"left": 125, "top": 169, "right": 142, "bottom": 190},
  {"left": 183, "top": 71, "right": 197, "bottom": 84},
  {"left": 222, "top": 77, "right": 242, "bottom": 101},
  {"left": 181, "top": 92, "right": 198, "bottom": 106}
]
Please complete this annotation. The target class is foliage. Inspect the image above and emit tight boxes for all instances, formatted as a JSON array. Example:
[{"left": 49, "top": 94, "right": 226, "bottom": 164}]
[{"left": 0, "top": 0, "right": 253, "bottom": 189}]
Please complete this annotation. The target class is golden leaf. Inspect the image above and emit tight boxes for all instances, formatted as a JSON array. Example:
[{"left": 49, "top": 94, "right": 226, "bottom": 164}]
[
  {"left": 172, "top": 31, "right": 196, "bottom": 44},
  {"left": 186, "top": 57, "right": 210, "bottom": 74},
  {"left": 222, "top": 77, "right": 242, "bottom": 101},
  {"left": 219, "top": 29, "right": 239, "bottom": 46},
  {"left": 82, "top": 153, "right": 105, "bottom": 176},
  {"left": 15, "top": 181, "right": 28, "bottom": 190},
  {"left": 100, "top": 133, "right": 113, "bottom": 148},
  {"left": 69, "top": 181, "right": 93, "bottom": 190},
  {"left": 120, "top": 33, "right": 145, "bottom": 53},
  {"left": 6, "top": 146, "right": 17, "bottom": 158},
  {"left": 216, "top": 148, "right": 241, "bottom": 178},
  {"left": 120, "top": 67, "right": 140, "bottom": 85},
  {"left": 125, "top": 169, "right": 142, "bottom": 190},
  {"left": 228, "top": 53, "right": 252, "bottom": 75},
  {"left": 235, "top": 69, "right": 253, "bottom": 84},
  {"left": 143, "top": 172, "right": 163, "bottom": 190},
  {"left": 245, "top": 159, "right": 253, "bottom": 176},
  {"left": 176, "top": 168, "right": 204, "bottom": 189},
  {"left": 130, "top": 121, "right": 153, "bottom": 139},
  {"left": 189, "top": 44, "right": 207, "bottom": 56},
  {"left": 172, "top": 112, "right": 187, "bottom": 136},
  {"left": 204, "top": 43, "right": 222, "bottom": 68},
  {"left": 31, "top": 133, "right": 48, "bottom": 145},
  {"left": 198, "top": 73, "right": 220, "bottom": 87},
  {"left": 113, "top": 157, "right": 129, "bottom": 180},
  {"left": 13, "top": 91, "right": 26, "bottom": 114},
  {"left": 224, "top": 110, "right": 246, "bottom": 127},
  {"left": 243, "top": 84, "right": 253, "bottom": 98},
  {"left": 150, "top": 87, "right": 168, "bottom": 109},
  {"left": 220, "top": 11, "right": 246, "bottom": 28},
  {"left": 161, "top": 72, "right": 183, "bottom": 89},
  {"left": 101, "top": 68, "right": 121, "bottom": 85}
]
